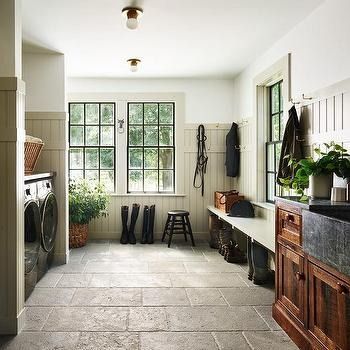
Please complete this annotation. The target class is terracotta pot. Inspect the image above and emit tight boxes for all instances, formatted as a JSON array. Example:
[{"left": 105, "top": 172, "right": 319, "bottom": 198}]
[
  {"left": 309, "top": 174, "right": 333, "bottom": 199},
  {"left": 69, "top": 223, "right": 88, "bottom": 248}
]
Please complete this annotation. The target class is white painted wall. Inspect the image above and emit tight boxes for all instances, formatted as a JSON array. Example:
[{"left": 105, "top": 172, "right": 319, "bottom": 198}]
[
  {"left": 232, "top": 0, "right": 350, "bottom": 119},
  {"left": 67, "top": 78, "right": 235, "bottom": 124},
  {"left": 23, "top": 52, "right": 69, "bottom": 264},
  {"left": 23, "top": 53, "right": 66, "bottom": 112}
]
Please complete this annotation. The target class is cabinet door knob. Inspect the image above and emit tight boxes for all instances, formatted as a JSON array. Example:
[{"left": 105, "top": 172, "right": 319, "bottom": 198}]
[
  {"left": 336, "top": 282, "right": 348, "bottom": 295},
  {"left": 295, "top": 272, "right": 305, "bottom": 281},
  {"left": 285, "top": 214, "right": 295, "bottom": 222}
]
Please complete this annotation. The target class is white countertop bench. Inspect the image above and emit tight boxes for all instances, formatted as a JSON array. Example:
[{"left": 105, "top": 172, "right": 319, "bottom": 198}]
[{"left": 207, "top": 205, "right": 275, "bottom": 252}]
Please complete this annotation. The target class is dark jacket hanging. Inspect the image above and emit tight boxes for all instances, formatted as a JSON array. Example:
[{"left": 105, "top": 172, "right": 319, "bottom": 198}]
[
  {"left": 225, "top": 122, "right": 240, "bottom": 177},
  {"left": 276, "top": 105, "right": 303, "bottom": 185}
]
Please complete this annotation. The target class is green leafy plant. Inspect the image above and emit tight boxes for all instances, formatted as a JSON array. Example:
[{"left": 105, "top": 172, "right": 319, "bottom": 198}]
[
  {"left": 69, "top": 179, "right": 109, "bottom": 224},
  {"left": 279, "top": 142, "right": 350, "bottom": 201}
]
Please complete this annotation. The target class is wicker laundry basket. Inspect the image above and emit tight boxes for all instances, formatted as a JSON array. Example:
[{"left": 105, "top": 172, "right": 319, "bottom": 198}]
[
  {"left": 69, "top": 223, "right": 88, "bottom": 248},
  {"left": 24, "top": 135, "right": 44, "bottom": 175}
]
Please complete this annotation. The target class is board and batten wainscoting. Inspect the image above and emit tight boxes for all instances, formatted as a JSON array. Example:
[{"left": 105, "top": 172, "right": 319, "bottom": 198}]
[
  {"left": 299, "top": 77, "right": 350, "bottom": 158},
  {"left": 88, "top": 123, "right": 236, "bottom": 240},
  {"left": 25, "top": 111, "right": 69, "bottom": 264},
  {"left": 234, "top": 77, "right": 350, "bottom": 241}
]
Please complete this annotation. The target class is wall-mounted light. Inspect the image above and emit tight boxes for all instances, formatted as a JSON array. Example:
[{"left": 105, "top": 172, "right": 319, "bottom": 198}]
[
  {"left": 122, "top": 7, "right": 143, "bottom": 30},
  {"left": 127, "top": 58, "right": 141, "bottom": 72}
]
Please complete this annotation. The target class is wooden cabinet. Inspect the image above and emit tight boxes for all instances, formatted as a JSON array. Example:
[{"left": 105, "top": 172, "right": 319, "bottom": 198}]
[
  {"left": 274, "top": 199, "right": 350, "bottom": 350},
  {"left": 277, "top": 244, "right": 306, "bottom": 325},
  {"left": 309, "top": 262, "right": 350, "bottom": 350}
]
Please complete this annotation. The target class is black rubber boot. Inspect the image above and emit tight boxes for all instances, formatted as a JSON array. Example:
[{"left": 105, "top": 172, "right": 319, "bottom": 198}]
[
  {"left": 120, "top": 206, "right": 129, "bottom": 244},
  {"left": 147, "top": 205, "right": 155, "bottom": 244},
  {"left": 141, "top": 206, "right": 149, "bottom": 244},
  {"left": 247, "top": 237, "right": 254, "bottom": 280},
  {"left": 251, "top": 241, "right": 270, "bottom": 285},
  {"left": 128, "top": 203, "right": 140, "bottom": 244}
]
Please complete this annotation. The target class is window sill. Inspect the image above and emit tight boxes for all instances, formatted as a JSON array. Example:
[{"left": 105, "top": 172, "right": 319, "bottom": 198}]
[
  {"left": 109, "top": 193, "right": 186, "bottom": 197},
  {"left": 251, "top": 201, "right": 275, "bottom": 211}
]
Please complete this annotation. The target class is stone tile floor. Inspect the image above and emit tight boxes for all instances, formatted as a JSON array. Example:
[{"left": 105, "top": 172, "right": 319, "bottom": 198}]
[{"left": 0, "top": 240, "right": 298, "bottom": 349}]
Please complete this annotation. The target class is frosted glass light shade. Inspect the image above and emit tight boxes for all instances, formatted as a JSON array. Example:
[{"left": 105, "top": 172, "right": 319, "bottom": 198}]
[
  {"left": 126, "top": 17, "right": 138, "bottom": 30},
  {"left": 130, "top": 64, "right": 138, "bottom": 72}
]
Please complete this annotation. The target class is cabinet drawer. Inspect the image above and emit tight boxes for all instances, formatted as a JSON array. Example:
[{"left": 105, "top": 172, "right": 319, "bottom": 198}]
[
  {"left": 277, "top": 244, "right": 306, "bottom": 325},
  {"left": 278, "top": 209, "right": 302, "bottom": 245}
]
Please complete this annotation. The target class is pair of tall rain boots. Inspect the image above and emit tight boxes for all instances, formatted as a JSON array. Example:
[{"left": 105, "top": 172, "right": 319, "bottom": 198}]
[
  {"left": 120, "top": 204, "right": 155, "bottom": 244},
  {"left": 120, "top": 204, "right": 140, "bottom": 244},
  {"left": 140, "top": 205, "right": 155, "bottom": 244}
]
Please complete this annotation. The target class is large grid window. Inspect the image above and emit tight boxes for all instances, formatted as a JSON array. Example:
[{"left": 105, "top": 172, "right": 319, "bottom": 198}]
[
  {"left": 127, "top": 102, "right": 175, "bottom": 193},
  {"left": 266, "top": 81, "right": 284, "bottom": 202},
  {"left": 69, "top": 102, "right": 116, "bottom": 192}
]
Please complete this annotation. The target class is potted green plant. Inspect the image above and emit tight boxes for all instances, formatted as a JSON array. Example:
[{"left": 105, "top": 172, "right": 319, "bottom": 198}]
[
  {"left": 280, "top": 142, "right": 350, "bottom": 200},
  {"left": 69, "top": 180, "right": 109, "bottom": 248}
]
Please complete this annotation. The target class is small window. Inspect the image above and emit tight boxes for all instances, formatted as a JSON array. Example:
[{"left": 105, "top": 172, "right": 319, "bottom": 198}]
[
  {"left": 68, "top": 102, "right": 116, "bottom": 192},
  {"left": 127, "top": 102, "right": 175, "bottom": 193},
  {"left": 266, "top": 81, "right": 283, "bottom": 202}
]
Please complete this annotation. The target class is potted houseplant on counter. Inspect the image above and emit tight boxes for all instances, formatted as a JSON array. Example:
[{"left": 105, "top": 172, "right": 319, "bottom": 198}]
[
  {"left": 280, "top": 142, "right": 350, "bottom": 201},
  {"left": 69, "top": 179, "right": 108, "bottom": 248}
]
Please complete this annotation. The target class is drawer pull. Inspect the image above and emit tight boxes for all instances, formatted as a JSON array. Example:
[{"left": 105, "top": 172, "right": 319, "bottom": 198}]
[
  {"left": 336, "top": 282, "right": 348, "bottom": 295},
  {"left": 295, "top": 272, "right": 305, "bottom": 281},
  {"left": 285, "top": 214, "right": 295, "bottom": 222}
]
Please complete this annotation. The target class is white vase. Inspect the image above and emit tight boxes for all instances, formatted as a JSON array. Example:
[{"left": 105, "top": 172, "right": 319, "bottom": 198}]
[{"left": 309, "top": 174, "right": 333, "bottom": 199}]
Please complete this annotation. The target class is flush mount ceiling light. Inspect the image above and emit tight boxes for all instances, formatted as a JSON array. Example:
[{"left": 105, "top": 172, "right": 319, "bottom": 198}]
[
  {"left": 122, "top": 6, "right": 143, "bottom": 30},
  {"left": 127, "top": 58, "right": 141, "bottom": 72}
]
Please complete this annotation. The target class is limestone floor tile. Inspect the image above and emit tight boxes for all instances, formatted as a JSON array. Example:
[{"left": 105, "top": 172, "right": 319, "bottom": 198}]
[
  {"left": 43, "top": 307, "right": 128, "bottom": 331},
  {"left": 23, "top": 307, "right": 52, "bottom": 331},
  {"left": 220, "top": 287, "right": 275, "bottom": 306},
  {"left": 148, "top": 262, "right": 186, "bottom": 273},
  {"left": 186, "top": 288, "right": 227, "bottom": 305},
  {"left": 35, "top": 273, "right": 62, "bottom": 287},
  {"left": 78, "top": 243, "right": 110, "bottom": 253},
  {"left": 25, "top": 288, "right": 75, "bottom": 306},
  {"left": 88, "top": 274, "right": 111, "bottom": 287},
  {"left": 243, "top": 331, "right": 298, "bottom": 350},
  {"left": 110, "top": 274, "right": 172, "bottom": 288},
  {"left": 184, "top": 262, "right": 243, "bottom": 273},
  {"left": 48, "top": 262, "right": 87, "bottom": 274},
  {"left": 85, "top": 261, "right": 148, "bottom": 273},
  {"left": 254, "top": 306, "right": 281, "bottom": 331},
  {"left": 56, "top": 274, "right": 93, "bottom": 288},
  {"left": 166, "top": 306, "right": 269, "bottom": 331},
  {"left": 142, "top": 288, "right": 190, "bottom": 306},
  {"left": 128, "top": 307, "right": 168, "bottom": 331},
  {"left": 213, "top": 332, "right": 251, "bottom": 350},
  {"left": 75, "top": 332, "right": 139, "bottom": 350},
  {"left": 170, "top": 273, "right": 247, "bottom": 287},
  {"left": 140, "top": 332, "right": 218, "bottom": 350},
  {"left": 158, "top": 251, "right": 207, "bottom": 262},
  {"left": 82, "top": 253, "right": 123, "bottom": 263},
  {"left": 71, "top": 288, "right": 142, "bottom": 306},
  {"left": 0, "top": 332, "right": 80, "bottom": 350}
]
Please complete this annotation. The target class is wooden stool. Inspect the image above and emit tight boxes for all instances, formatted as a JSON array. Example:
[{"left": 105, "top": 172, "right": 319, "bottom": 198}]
[{"left": 162, "top": 210, "right": 195, "bottom": 248}]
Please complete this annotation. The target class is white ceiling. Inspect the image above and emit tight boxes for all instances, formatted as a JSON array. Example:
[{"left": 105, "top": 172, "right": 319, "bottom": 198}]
[{"left": 22, "top": 0, "right": 324, "bottom": 78}]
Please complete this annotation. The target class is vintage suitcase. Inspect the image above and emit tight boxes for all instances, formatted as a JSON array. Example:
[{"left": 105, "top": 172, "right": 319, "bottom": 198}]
[{"left": 214, "top": 190, "right": 244, "bottom": 213}]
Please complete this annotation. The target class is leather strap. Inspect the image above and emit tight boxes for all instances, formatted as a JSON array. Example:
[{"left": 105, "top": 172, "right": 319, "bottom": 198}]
[{"left": 193, "top": 124, "right": 208, "bottom": 196}]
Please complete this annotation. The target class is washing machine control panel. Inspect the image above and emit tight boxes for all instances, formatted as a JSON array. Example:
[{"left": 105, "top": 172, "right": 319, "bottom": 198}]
[
  {"left": 37, "top": 179, "right": 53, "bottom": 200},
  {"left": 24, "top": 183, "right": 37, "bottom": 201}
]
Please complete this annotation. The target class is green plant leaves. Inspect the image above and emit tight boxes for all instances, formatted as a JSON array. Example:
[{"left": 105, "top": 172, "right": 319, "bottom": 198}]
[
  {"left": 279, "top": 142, "right": 350, "bottom": 200},
  {"left": 69, "top": 179, "right": 109, "bottom": 224}
]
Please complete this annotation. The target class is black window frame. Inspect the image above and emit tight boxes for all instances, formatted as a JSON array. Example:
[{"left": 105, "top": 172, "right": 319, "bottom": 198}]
[
  {"left": 68, "top": 102, "right": 116, "bottom": 192},
  {"left": 266, "top": 81, "right": 283, "bottom": 203},
  {"left": 127, "top": 102, "right": 175, "bottom": 194}
]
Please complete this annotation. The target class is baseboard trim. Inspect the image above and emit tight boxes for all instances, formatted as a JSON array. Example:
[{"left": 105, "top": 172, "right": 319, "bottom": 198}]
[
  {"left": 0, "top": 307, "right": 25, "bottom": 335},
  {"left": 88, "top": 231, "right": 210, "bottom": 241},
  {"left": 53, "top": 251, "right": 69, "bottom": 265}
]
